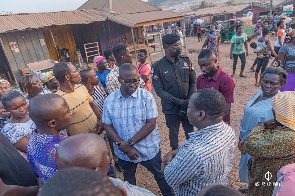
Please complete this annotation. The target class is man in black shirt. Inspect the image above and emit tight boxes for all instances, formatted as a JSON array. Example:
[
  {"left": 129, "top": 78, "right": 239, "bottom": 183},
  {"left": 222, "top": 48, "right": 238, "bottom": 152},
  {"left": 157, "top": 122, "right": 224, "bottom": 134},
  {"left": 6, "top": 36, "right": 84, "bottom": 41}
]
[
  {"left": 152, "top": 34, "right": 196, "bottom": 150},
  {"left": 0, "top": 133, "right": 38, "bottom": 195}
]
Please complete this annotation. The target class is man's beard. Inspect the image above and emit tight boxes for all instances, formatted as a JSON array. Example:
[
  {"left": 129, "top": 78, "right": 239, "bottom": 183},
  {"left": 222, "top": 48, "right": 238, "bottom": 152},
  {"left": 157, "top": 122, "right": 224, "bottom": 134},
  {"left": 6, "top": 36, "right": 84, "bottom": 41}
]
[{"left": 203, "top": 68, "right": 217, "bottom": 78}]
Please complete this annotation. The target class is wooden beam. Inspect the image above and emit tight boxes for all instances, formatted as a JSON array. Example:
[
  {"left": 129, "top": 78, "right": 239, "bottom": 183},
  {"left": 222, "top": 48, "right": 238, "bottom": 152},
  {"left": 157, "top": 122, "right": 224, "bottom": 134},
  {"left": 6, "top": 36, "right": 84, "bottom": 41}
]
[{"left": 133, "top": 16, "right": 184, "bottom": 28}]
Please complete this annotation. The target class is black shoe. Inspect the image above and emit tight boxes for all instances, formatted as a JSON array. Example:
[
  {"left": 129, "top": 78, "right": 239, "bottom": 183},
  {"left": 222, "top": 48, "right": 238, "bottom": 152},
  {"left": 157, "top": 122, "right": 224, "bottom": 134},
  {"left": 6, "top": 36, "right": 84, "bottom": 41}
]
[
  {"left": 115, "top": 162, "right": 124, "bottom": 172},
  {"left": 107, "top": 165, "right": 117, "bottom": 178}
]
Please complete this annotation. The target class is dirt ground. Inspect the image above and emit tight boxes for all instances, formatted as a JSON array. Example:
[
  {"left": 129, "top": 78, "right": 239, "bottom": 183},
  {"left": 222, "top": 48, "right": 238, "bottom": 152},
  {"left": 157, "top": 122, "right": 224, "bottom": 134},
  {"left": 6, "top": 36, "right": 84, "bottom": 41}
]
[{"left": 116, "top": 35, "right": 277, "bottom": 195}]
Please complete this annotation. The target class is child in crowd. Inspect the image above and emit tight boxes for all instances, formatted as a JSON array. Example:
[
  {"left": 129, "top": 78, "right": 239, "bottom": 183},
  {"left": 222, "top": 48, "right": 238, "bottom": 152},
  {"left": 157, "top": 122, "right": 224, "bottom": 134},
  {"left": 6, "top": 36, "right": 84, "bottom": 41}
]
[
  {"left": 0, "top": 79, "right": 12, "bottom": 128},
  {"left": 19, "top": 74, "right": 46, "bottom": 102},
  {"left": 75, "top": 47, "right": 84, "bottom": 65},
  {"left": 93, "top": 56, "right": 111, "bottom": 92},
  {"left": 27, "top": 94, "right": 72, "bottom": 182},
  {"left": 1, "top": 90, "right": 35, "bottom": 152}
]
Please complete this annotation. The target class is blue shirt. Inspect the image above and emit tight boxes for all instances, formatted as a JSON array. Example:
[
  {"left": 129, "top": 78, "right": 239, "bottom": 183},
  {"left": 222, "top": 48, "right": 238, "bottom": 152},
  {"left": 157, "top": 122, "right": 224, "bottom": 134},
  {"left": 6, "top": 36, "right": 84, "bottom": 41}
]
[
  {"left": 96, "top": 69, "right": 111, "bottom": 87},
  {"left": 102, "top": 88, "right": 160, "bottom": 163},
  {"left": 238, "top": 89, "right": 275, "bottom": 183}
]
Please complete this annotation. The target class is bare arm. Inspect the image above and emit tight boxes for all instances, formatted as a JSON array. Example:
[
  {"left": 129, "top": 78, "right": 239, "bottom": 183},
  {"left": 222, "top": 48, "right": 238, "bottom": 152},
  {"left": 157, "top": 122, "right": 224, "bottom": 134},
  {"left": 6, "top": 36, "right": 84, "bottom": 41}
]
[
  {"left": 266, "top": 39, "right": 278, "bottom": 58},
  {"left": 244, "top": 39, "right": 249, "bottom": 56},
  {"left": 104, "top": 124, "right": 123, "bottom": 143},
  {"left": 130, "top": 118, "right": 156, "bottom": 144},
  {"left": 224, "top": 103, "right": 231, "bottom": 122},
  {"left": 0, "top": 178, "right": 38, "bottom": 196},
  {"left": 13, "top": 136, "right": 29, "bottom": 153},
  {"left": 230, "top": 43, "right": 234, "bottom": 58},
  {"left": 278, "top": 52, "right": 286, "bottom": 67},
  {"left": 90, "top": 102, "right": 102, "bottom": 120}
]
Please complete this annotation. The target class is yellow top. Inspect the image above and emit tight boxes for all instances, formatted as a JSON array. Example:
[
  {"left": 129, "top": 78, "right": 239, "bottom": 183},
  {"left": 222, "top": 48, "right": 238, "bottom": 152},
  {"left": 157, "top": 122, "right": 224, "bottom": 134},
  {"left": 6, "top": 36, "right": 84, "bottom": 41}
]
[{"left": 56, "top": 84, "right": 97, "bottom": 135}]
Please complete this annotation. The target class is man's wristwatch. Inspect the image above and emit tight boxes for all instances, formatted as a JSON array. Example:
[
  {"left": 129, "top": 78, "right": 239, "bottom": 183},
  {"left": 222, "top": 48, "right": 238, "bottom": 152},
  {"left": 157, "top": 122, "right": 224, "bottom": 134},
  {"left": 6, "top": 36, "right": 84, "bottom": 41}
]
[{"left": 128, "top": 139, "right": 135, "bottom": 147}]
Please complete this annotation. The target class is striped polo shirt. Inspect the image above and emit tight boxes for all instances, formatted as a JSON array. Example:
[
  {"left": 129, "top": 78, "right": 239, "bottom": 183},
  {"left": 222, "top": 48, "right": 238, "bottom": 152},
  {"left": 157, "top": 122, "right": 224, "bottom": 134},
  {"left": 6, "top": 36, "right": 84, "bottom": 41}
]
[{"left": 164, "top": 122, "right": 237, "bottom": 195}]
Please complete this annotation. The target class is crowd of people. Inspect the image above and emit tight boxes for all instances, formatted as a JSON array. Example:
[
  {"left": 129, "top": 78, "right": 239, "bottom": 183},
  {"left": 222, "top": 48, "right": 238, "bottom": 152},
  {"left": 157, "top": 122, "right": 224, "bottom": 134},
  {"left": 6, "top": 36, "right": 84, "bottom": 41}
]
[{"left": 0, "top": 18, "right": 295, "bottom": 196}]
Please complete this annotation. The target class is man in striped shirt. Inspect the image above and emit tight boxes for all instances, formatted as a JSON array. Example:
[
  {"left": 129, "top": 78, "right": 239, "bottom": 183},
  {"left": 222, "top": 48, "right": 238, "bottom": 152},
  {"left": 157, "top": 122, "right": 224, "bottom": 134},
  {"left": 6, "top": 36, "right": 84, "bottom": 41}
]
[{"left": 162, "top": 89, "right": 237, "bottom": 195}]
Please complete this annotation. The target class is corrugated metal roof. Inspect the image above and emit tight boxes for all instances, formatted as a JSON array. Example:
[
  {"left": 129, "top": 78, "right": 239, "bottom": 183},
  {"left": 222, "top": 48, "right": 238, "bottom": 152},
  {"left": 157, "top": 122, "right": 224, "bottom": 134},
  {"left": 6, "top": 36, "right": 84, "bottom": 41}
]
[
  {"left": 79, "top": 0, "right": 159, "bottom": 14},
  {"left": 176, "top": 4, "right": 250, "bottom": 16},
  {"left": 108, "top": 10, "right": 183, "bottom": 27},
  {"left": 0, "top": 9, "right": 107, "bottom": 33}
]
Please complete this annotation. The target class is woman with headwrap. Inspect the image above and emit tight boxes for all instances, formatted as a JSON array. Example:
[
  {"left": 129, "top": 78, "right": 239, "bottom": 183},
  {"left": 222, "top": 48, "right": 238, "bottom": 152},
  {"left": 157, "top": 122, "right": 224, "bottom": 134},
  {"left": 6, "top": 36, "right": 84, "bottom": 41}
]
[
  {"left": 242, "top": 91, "right": 295, "bottom": 196},
  {"left": 93, "top": 56, "right": 110, "bottom": 91},
  {"left": 278, "top": 29, "right": 295, "bottom": 91},
  {"left": 39, "top": 71, "right": 59, "bottom": 93},
  {"left": 238, "top": 67, "right": 286, "bottom": 189},
  {"left": 202, "top": 24, "right": 221, "bottom": 65}
]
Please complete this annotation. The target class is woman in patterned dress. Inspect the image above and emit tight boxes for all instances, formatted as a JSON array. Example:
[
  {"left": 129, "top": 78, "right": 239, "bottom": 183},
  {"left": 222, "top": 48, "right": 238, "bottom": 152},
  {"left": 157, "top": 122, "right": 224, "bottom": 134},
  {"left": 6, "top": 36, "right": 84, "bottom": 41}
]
[
  {"left": 243, "top": 91, "right": 295, "bottom": 196},
  {"left": 202, "top": 24, "right": 221, "bottom": 65}
]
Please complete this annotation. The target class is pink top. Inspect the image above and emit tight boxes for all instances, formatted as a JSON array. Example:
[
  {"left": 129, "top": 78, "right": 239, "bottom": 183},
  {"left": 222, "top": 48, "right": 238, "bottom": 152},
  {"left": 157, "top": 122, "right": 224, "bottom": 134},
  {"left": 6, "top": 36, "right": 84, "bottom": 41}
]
[{"left": 136, "top": 62, "right": 152, "bottom": 92}]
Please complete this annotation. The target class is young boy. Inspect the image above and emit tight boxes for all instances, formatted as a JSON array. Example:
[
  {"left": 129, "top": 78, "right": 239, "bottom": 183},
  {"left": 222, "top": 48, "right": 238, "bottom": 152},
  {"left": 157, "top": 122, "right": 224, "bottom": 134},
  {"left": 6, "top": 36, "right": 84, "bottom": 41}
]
[
  {"left": 26, "top": 94, "right": 72, "bottom": 182},
  {"left": 136, "top": 49, "right": 152, "bottom": 92}
]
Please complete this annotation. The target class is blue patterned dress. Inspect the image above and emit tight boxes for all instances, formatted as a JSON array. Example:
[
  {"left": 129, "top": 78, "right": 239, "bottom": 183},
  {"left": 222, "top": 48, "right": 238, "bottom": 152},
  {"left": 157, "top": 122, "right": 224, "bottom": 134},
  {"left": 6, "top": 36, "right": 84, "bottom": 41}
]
[{"left": 238, "top": 90, "right": 275, "bottom": 183}]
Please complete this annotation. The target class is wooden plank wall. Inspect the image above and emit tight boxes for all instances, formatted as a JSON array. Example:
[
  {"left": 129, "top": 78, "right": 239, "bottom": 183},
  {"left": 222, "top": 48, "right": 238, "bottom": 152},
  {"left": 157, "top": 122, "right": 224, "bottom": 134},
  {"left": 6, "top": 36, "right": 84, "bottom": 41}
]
[
  {"left": 0, "top": 29, "right": 51, "bottom": 81},
  {"left": 43, "top": 25, "right": 78, "bottom": 62},
  {"left": 72, "top": 23, "right": 100, "bottom": 63}
]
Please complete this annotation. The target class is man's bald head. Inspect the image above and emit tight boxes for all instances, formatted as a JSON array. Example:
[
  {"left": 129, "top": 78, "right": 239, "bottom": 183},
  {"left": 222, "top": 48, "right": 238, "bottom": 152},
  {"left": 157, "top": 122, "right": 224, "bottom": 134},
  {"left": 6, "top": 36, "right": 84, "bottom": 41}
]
[
  {"left": 119, "top": 63, "right": 138, "bottom": 78},
  {"left": 56, "top": 133, "right": 110, "bottom": 174}
]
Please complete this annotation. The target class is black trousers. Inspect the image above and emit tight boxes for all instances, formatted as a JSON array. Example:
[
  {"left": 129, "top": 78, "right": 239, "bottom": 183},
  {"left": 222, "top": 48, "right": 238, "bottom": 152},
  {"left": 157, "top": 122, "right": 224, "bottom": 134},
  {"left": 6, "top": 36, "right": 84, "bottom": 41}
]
[
  {"left": 165, "top": 114, "right": 194, "bottom": 150},
  {"left": 256, "top": 57, "right": 269, "bottom": 74},
  {"left": 233, "top": 52, "right": 246, "bottom": 71},
  {"left": 118, "top": 151, "right": 173, "bottom": 196},
  {"left": 274, "top": 46, "right": 281, "bottom": 55}
]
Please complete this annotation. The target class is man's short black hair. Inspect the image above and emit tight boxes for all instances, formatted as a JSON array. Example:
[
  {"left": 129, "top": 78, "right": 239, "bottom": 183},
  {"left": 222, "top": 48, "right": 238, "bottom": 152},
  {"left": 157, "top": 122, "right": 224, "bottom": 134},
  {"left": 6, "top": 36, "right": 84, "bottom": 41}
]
[
  {"left": 38, "top": 167, "right": 122, "bottom": 196},
  {"left": 201, "top": 185, "right": 244, "bottom": 196},
  {"left": 119, "top": 63, "right": 137, "bottom": 78},
  {"left": 235, "top": 24, "right": 243, "bottom": 31},
  {"left": 29, "top": 94, "right": 66, "bottom": 125},
  {"left": 250, "top": 42, "right": 257, "bottom": 49},
  {"left": 53, "top": 62, "right": 70, "bottom": 83},
  {"left": 193, "top": 89, "right": 226, "bottom": 119},
  {"left": 262, "top": 66, "right": 287, "bottom": 85},
  {"left": 198, "top": 49, "right": 215, "bottom": 59},
  {"left": 277, "top": 20, "right": 284, "bottom": 28},
  {"left": 138, "top": 49, "right": 147, "bottom": 55},
  {"left": 1, "top": 90, "right": 24, "bottom": 110},
  {"left": 80, "top": 68, "right": 93, "bottom": 83},
  {"left": 263, "top": 20, "right": 269, "bottom": 25},
  {"left": 262, "top": 27, "right": 270, "bottom": 36},
  {"left": 112, "top": 43, "right": 127, "bottom": 61},
  {"left": 103, "top": 49, "right": 113, "bottom": 59}
]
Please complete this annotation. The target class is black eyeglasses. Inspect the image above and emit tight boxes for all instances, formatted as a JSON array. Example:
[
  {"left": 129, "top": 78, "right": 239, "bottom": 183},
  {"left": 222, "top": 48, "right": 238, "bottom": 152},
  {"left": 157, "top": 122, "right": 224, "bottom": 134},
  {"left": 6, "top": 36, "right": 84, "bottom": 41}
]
[{"left": 120, "top": 77, "right": 140, "bottom": 85}]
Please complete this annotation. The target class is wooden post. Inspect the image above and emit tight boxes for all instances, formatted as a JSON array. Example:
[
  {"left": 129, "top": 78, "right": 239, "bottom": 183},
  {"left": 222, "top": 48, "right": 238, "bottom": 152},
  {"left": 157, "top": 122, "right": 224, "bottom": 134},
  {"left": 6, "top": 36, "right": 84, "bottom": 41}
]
[
  {"left": 49, "top": 29, "right": 60, "bottom": 61},
  {"left": 182, "top": 21, "right": 187, "bottom": 55},
  {"left": 131, "top": 27, "right": 137, "bottom": 62}
]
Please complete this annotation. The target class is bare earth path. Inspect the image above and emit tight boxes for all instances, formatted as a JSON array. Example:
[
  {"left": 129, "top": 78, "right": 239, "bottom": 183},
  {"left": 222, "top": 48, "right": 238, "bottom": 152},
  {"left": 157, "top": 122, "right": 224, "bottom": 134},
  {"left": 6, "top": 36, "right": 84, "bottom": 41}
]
[{"left": 116, "top": 35, "right": 276, "bottom": 195}]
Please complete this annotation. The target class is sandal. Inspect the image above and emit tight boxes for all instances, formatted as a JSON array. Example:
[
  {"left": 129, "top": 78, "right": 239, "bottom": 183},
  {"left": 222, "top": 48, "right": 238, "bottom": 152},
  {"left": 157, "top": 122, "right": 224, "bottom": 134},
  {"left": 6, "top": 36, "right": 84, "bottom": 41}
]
[
  {"left": 231, "top": 74, "right": 235, "bottom": 77},
  {"left": 239, "top": 186, "right": 248, "bottom": 193},
  {"left": 240, "top": 74, "right": 247, "bottom": 78}
]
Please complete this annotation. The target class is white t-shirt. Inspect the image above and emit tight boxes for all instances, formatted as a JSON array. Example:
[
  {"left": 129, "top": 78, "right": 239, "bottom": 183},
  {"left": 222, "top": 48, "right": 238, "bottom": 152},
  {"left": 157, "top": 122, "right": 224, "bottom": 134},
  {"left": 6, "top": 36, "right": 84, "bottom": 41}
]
[{"left": 274, "top": 28, "right": 286, "bottom": 47}]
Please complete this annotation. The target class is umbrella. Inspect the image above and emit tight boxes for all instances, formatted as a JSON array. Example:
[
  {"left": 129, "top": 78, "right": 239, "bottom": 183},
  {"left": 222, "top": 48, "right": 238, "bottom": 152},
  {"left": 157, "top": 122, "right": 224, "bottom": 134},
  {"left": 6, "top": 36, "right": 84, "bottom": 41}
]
[{"left": 193, "top": 19, "right": 203, "bottom": 25}]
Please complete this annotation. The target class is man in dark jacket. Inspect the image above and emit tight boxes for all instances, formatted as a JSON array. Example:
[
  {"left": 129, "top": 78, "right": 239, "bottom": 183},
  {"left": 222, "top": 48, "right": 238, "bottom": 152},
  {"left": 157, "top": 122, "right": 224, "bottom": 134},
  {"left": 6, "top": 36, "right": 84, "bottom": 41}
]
[{"left": 152, "top": 34, "right": 196, "bottom": 150}]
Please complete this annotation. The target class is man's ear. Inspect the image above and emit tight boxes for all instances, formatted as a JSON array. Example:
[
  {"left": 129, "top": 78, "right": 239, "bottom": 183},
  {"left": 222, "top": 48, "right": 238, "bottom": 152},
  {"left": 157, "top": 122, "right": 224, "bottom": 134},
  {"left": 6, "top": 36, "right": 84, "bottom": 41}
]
[
  {"left": 64, "top": 74, "right": 70, "bottom": 81},
  {"left": 197, "top": 110, "right": 206, "bottom": 121},
  {"left": 118, "top": 76, "right": 122, "bottom": 84},
  {"left": 48, "top": 120, "right": 57, "bottom": 128}
]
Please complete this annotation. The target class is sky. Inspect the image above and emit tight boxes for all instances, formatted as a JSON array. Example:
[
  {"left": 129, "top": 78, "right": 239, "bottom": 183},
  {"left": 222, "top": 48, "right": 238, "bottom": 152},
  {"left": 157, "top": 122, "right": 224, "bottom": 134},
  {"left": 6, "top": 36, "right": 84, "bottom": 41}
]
[
  {"left": 1, "top": 0, "right": 88, "bottom": 14},
  {"left": 1, "top": 0, "right": 150, "bottom": 14}
]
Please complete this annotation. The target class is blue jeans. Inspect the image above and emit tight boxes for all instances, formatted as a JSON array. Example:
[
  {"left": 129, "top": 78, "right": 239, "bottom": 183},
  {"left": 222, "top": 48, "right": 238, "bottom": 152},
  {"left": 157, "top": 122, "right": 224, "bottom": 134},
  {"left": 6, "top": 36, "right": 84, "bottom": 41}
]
[{"left": 118, "top": 150, "right": 173, "bottom": 196}]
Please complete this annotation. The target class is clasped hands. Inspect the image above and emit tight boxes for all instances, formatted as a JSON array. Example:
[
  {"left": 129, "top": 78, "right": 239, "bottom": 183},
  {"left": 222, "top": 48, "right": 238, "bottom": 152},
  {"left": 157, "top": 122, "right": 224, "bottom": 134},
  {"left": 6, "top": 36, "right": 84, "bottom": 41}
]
[{"left": 116, "top": 141, "right": 139, "bottom": 160}]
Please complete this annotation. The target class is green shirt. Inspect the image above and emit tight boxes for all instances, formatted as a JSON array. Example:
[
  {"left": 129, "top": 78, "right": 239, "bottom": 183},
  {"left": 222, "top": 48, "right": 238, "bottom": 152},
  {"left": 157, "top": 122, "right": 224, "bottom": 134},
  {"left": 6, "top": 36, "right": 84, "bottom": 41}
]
[{"left": 231, "top": 33, "right": 247, "bottom": 55}]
